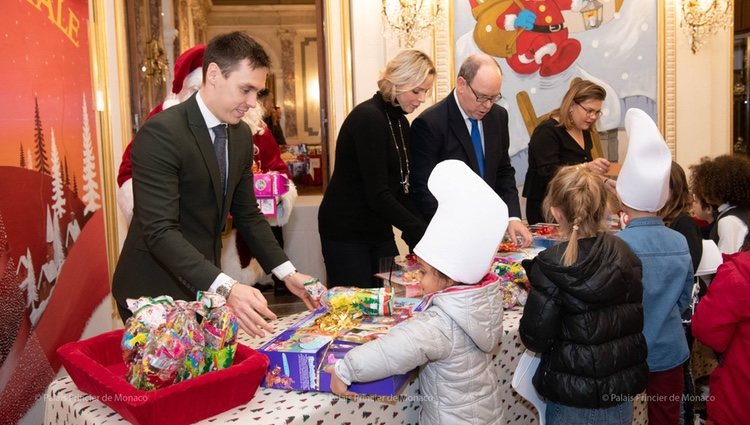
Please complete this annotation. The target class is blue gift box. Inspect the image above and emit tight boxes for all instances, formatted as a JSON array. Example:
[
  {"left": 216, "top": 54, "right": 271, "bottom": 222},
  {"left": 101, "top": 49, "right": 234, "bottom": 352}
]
[{"left": 259, "top": 303, "right": 418, "bottom": 396}]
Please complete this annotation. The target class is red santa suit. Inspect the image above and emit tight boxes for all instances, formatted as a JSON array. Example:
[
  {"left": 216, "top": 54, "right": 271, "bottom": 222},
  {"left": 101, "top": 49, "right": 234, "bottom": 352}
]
[
  {"left": 220, "top": 118, "right": 297, "bottom": 286},
  {"left": 500, "top": 0, "right": 585, "bottom": 77},
  {"left": 116, "top": 44, "right": 205, "bottom": 222}
]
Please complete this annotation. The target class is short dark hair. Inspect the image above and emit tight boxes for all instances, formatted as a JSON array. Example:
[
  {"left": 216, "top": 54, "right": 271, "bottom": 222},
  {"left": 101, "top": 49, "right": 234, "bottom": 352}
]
[{"left": 203, "top": 31, "right": 271, "bottom": 79}]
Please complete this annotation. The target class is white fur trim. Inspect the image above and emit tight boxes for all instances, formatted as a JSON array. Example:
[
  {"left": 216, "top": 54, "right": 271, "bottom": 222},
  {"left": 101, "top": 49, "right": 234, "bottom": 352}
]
[
  {"left": 518, "top": 53, "right": 535, "bottom": 65},
  {"left": 116, "top": 179, "right": 134, "bottom": 224},
  {"left": 504, "top": 15, "right": 517, "bottom": 32},
  {"left": 162, "top": 96, "right": 180, "bottom": 110},
  {"left": 220, "top": 230, "right": 265, "bottom": 285},
  {"left": 179, "top": 68, "right": 203, "bottom": 95},
  {"left": 535, "top": 43, "right": 557, "bottom": 64},
  {"left": 570, "top": 0, "right": 586, "bottom": 13},
  {"left": 266, "top": 181, "right": 297, "bottom": 227}
]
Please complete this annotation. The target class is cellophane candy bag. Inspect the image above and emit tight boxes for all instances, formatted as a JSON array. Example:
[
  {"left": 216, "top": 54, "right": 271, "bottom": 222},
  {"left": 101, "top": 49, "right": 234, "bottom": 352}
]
[
  {"left": 168, "top": 300, "right": 206, "bottom": 383},
  {"left": 122, "top": 296, "right": 175, "bottom": 387},
  {"left": 197, "top": 291, "right": 238, "bottom": 373}
]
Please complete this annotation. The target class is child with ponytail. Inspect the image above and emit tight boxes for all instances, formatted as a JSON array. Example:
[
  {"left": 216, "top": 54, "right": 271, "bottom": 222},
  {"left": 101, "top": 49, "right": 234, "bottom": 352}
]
[{"left": 519, "top": 164, "right": 648, "bottom": 425}]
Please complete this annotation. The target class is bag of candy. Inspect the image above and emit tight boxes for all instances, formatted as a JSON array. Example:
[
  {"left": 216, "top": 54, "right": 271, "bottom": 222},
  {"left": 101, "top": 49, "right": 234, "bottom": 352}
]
[
  {"left": 197, "top": 291, "right": 239, "bottom": 373},
  {"left": 133, "top": 326, "right": 184, "bottom": 390},
  {"left": 121, "top": 296, "right": 175, "bottom": 386},
  {"left": 168, "top": 300, "right": 206, "bottom": 382}
]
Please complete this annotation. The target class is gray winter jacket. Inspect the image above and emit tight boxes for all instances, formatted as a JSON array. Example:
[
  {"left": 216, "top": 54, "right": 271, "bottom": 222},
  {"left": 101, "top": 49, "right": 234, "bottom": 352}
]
[{"left": 336, "top": 275, "right": 504, "bottom": 425}]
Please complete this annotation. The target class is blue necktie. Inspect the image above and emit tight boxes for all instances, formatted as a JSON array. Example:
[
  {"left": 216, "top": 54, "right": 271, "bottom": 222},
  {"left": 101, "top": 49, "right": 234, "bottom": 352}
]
[
  {"left": 469, "top": 118, "right": 485, "bottom": 177},
  {"left": 212, "top": 124, "right": 228, "bottom": 194}
]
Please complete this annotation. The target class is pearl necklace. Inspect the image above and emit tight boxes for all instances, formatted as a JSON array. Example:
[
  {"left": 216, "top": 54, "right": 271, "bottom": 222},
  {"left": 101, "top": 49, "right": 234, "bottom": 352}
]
[{"left": 385, "top": 112, "right": 410, "bottom": 194}]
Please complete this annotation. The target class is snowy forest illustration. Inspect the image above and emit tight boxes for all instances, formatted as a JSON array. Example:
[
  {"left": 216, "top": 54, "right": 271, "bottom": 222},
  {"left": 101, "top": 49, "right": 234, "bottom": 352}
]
[{"left": 5, "top": 92, "right": 101, "bottom": 329}]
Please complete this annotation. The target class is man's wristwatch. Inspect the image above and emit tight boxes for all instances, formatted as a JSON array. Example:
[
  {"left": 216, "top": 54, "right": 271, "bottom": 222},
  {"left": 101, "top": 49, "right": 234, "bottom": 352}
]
[{"left": 216, "top": 280, "right": 237, "bottom": 299}]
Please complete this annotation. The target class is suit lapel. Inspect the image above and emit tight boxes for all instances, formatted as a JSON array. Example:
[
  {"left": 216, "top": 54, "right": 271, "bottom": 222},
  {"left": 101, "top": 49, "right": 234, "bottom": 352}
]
[
  {"left": 447, "top": 93, "right": 481, "bottom": 175},
  {"left": 185, "top": 95, "right": 225, "bottom": 212}
]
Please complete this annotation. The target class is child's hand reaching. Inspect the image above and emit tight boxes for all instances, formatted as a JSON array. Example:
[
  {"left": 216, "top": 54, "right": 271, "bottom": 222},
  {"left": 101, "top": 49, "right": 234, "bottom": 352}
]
[{"left": 324, "top": 365, "right": 357, "bottom": 399}]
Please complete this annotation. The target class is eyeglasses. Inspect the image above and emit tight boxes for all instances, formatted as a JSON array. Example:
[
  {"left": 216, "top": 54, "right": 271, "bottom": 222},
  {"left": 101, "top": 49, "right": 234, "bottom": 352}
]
[
  {"left": 466, "top": 81, "right": 503, "bottom": 104},
  {"left": 575, "top": 102, "right": 603, "bottom": 118}
]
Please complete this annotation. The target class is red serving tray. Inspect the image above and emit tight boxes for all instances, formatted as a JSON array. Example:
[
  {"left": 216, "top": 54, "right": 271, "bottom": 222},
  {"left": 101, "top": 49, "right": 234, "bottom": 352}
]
[{"left": 57, "top": 329, "right": 269, "bottom": 425}]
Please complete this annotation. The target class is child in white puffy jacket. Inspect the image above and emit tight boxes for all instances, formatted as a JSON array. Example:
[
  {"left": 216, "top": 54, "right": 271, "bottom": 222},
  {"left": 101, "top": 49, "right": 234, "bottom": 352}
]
[{"left": 329, "top": 160, "right": 509, "bottom": 425}]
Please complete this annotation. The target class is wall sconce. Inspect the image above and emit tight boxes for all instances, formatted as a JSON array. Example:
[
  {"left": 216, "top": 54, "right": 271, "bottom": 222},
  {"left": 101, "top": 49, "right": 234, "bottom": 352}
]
[
  {"left": 382, "top": 0, "right": 441, "bottom": 48},
  {"left": 681, "top": 0, "right": 733, "bottom": 54},
  {"left": 580, "top": 0, "right": 604, "bottom": 30}
]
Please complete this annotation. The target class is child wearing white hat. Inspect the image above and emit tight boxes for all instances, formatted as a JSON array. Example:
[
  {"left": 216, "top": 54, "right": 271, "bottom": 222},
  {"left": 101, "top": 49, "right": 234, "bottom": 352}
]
[
  {"left": 328, "top": 160, "right": 509, "bottom": 425},
  {"left": 615, "top": 108, "right": 694, "bottom": 425}
]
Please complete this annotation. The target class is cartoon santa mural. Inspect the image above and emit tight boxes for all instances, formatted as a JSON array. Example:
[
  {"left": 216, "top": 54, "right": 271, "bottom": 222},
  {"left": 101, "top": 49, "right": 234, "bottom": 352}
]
[{"left": 471, "top": 0, "right": 589, "bottom": 77}]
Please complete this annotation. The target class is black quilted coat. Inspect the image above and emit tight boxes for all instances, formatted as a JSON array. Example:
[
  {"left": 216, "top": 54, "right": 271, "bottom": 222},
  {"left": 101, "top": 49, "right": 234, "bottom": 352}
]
[{"left": 519, "top": 232, "right": 648, "bottom": 408}]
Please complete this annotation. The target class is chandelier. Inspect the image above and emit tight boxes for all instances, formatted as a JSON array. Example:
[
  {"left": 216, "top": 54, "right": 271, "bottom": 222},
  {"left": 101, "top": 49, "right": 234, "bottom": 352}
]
[
  {"left": 382, "top": 0, "right": 441, "bottom": 48},
  {"left": 680, "top": 0, "right": 733, "bottom": 54}
]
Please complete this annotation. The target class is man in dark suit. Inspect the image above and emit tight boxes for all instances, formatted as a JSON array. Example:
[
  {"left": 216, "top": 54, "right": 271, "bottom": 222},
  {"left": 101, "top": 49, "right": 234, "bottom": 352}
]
[
  {"left": 113, "top": 32, "right": 317, "bottom": 337},
  {"left": 410, "top": 54, "right": 532, "bottom": 246}
]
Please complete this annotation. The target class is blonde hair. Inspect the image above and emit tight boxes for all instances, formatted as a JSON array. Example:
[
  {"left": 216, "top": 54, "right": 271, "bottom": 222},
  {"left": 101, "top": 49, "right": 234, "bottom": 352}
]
[
  {"left": 543, "top": 165, "right": 609, "bottom": 266},
  {"left": 551, "top": 78, "right": 606, "bottom": 130},
  {"left": 378, "top": 50, "right": 436, "bottom": 105}
]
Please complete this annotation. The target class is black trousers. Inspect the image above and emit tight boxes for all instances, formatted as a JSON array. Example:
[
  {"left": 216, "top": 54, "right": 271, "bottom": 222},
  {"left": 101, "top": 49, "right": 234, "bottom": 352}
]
[
  {"left": 320, "top": 238, "right": 398, "bottom": 288},
  {"left": 525, "top": 198, "right": 546, "bottom": 225}
]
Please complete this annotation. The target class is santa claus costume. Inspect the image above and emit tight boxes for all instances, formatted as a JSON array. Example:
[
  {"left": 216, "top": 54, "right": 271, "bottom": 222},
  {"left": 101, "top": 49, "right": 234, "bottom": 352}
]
[
  {"left": 499, "top": 0, "right": 586, "bottom": 77},
  {"left": 116, "top": 44, "right": 206, "bottom": 222},
  {"left": 221, "top": 98, "right": 297, "bottom": 288}
]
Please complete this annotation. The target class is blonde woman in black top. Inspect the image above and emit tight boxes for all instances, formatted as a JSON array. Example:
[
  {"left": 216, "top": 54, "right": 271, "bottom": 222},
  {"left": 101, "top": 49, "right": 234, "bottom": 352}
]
[
  {"left": 318, "top": 50, "right": 435, "bottom": 287},
  {"left": 523, "top": 78, "right": 611, "bottom": 224}
]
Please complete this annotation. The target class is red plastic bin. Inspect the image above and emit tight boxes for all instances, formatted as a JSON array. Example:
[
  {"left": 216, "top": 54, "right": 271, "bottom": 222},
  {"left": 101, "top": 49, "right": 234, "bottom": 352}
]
[{"left": 57, "top": 329, "right": 269, "bottom": 425}]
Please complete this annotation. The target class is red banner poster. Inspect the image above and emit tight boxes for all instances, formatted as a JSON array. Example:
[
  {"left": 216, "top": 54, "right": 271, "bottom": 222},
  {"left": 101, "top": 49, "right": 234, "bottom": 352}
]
[{"left": 0, "top": 1, "right": 110, "bottom": 422}]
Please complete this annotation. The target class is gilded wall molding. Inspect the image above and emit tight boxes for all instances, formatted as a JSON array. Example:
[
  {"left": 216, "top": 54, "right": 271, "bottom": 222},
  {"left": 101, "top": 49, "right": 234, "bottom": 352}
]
[{"left": 659, "top": 0, "right": 677, "bottom": 155}]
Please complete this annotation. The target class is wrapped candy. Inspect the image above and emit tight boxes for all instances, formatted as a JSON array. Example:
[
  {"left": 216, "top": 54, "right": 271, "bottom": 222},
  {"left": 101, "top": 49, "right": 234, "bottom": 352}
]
[
  {"left": 167, "top": 300, "right": 206, "bottom": 382},
  {"left": 323, "top": 287, "right": 394, "bottom": 316},
  {"left": 132, "top": 326, "right": 186, "bottom": 390},
  {"left": 122, "top": 296, "right": 174, "bottom": 377},
  {"left": 491, "top": 257, "right": 530, "bottom": 309},
  {"left": 127, "top": 299, "right": 206, "bottom": 390},
  {"left": 303, "top": 278, "right": 327, "bottom": 303},
  {"left": 197, "top": 291, "right": 239, "bottom": 373}
]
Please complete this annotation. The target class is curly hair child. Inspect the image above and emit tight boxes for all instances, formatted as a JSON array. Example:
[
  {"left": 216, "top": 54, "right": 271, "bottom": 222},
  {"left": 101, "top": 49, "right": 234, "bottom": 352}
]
[{"left": 689, "top": 155, "right": 750, "bottom": 253}]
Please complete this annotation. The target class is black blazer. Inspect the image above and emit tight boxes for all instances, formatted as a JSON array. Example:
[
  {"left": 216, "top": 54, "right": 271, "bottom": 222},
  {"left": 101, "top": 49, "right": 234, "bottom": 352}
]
[
  {"left": 112, "top": 94, "right": 287, "bottom": 318},
  {"left": 409, "top": 90, "right": 521, "bottom": 219}
]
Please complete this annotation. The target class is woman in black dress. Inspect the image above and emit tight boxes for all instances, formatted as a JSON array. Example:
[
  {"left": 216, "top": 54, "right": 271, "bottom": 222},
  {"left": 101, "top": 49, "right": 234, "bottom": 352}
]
[
  {"left": 523, "top": 78, "right": 611, "bottom": 224},
  {"left": 318, "top": 50, "right": 435, "bottom": 287}
]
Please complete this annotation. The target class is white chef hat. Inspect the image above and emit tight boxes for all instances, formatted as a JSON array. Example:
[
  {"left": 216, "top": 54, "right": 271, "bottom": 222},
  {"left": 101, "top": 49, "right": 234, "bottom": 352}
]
[
  {"left": 616, "top": 108, "right": 672, "bottom": 212},
  {"left": 414, "top": 160, "right": 509, "bottom": 284}
]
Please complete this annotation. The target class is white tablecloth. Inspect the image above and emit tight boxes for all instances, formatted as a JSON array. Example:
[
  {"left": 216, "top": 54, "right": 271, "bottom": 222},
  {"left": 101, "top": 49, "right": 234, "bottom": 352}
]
[{"left": 44, "top": 308, "right": 542, "bottom": 425}]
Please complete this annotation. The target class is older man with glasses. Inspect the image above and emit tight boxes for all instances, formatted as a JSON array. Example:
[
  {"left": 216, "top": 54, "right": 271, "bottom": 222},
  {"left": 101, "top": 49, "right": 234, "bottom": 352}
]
[{"left": 410, "top": 54, "right": 532, "bottom": 246}]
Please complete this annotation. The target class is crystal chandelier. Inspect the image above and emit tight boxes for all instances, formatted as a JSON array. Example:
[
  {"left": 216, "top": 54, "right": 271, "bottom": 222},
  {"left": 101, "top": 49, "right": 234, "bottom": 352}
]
[
  {"left": 680, "top": 0, "right": 733, "bottom": 54},
  {"left": 381, "top": 0, "right": 441, "bottom": 48}
]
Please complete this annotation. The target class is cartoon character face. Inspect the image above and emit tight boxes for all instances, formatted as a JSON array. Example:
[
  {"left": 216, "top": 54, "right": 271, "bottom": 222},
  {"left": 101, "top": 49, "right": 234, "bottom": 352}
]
[{"left": 265, "top": 364, "right": 295, "bottom": 389}]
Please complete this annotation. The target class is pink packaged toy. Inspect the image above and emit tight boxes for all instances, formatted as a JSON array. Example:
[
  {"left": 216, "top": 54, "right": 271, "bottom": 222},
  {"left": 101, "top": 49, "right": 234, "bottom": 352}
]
[{"left": 253, "top": 173, "right": 290, "bottom": 216}]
